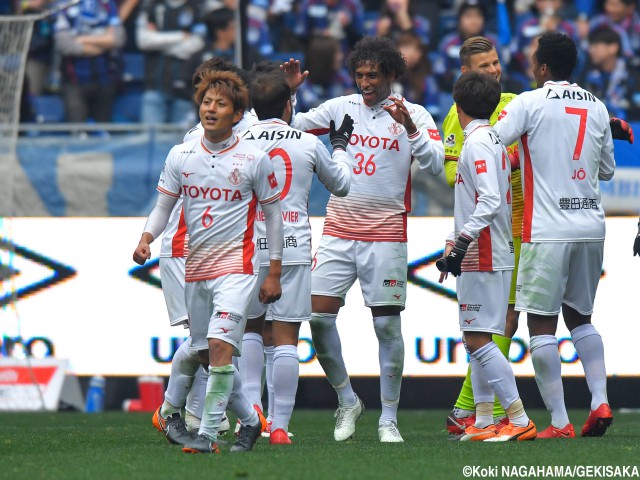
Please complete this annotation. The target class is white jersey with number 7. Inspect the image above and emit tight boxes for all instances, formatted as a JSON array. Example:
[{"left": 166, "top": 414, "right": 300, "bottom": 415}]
[
  {"left": 291, "top": 93, "right": 444, "bottom": 242},
  {"left": 494, "top": 81, "right": 615, "bottom": 243}
]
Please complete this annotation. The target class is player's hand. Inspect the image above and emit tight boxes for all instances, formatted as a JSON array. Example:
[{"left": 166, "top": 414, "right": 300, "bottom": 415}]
[
  {"left": 634, "top": 223, "right": 640, "bottom": 257},
  {"left": 437, "top": 243, "right": 454, "bottom": 282},
  {"left": 280, "top": 58, "right": 308, "bottom": 92},
  {"left": 441, "top": 234, "right": 472, "bottom": 277},
  {"left": 382, "top": 96, "right": 417, "bottom": 134},
  {"left": 329, "top": 114, "right": 354, "bottom": 151},
  {"left": 133, "top": 242, "right": 151, "bottom": 265},
  {"left": 259, "top": 274, "right": 282, "bottom": 304},
  {"left": 610, "top": 117, "right": 634, "bottom": 144}
]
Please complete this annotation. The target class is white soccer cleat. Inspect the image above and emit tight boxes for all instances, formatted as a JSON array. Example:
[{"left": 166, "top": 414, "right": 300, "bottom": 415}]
[
  {"left": 378, "top": 420, "right": 404, "bottom": 443},
  {"left": 219, "top": 414, "right": 231, "bottom": 435},
  {"left": 333, "top": 394, "right": 364, "bottom": 441}
]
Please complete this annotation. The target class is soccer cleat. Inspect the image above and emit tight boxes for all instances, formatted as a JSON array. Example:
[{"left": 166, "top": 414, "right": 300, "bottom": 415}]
[
  {"left": 446, "top": 410, "right": 476, "bottom": 436},
  {"left": 182, "top": 433, "right": 220, "bottom": 454},
  {"left": 460, "top": 425, "right": 497, "bottom": 442},
  {"left": 581, "top": 403, "right": 613, "bottom": 437},
  {"left": 261, "top": 420, "right": 294, "bottom": 438},
  {"left": 152, "top": 407, "right": 192, "bottom": 445},
  {"left": 231, "top": 422, "right": 263, "bottom": 452},
  {"left": 537, "top": 423, "right": 576, "bottom": 439},
  {"left": 269, "top": 428, "right": 292, "bottom": 445},
  {"left": 495, "top": 417, "right": 510, "bottom": 433},
  {"left": 219, "top": 413, "right": 230, "bottom": 435},
  {"left": 334, "top": 394, "right": 365, "bottom": 442},
  {"left": 484, "top": 420, "right": 537, "bottom": 442},
  {"left": 378, "top": 420, "right": 404, "bottom": 443}
]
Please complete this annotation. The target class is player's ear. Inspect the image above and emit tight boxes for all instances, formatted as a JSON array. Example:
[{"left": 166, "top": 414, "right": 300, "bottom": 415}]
[{"left": 233, "top": 109, "right": 244, "bottom": 123}]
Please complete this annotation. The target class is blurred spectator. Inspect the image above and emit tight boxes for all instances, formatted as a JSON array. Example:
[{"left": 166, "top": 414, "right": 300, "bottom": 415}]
[
  {"left": 590, "top": 0, "right": 640, "bottom": 66},
  {"left": 19, "top": 0, "right": 55, "bottom": 95},
  {"left": 503, "top": 33, "right": 539, "bottom": 93},
  {"left": 434, "top": 0, "right": 499, "bottom": 92},
  {"left": 294, "top": 0, "right": 364, "bottom": 51},
  {"left": 296, "top": 35, "right": 354, "bottom": 112},
  {"left": 394, "top": 31, "right": 440, "bottom": 119},
  {"left": 54, "top": 0, "right": 125, "bottom": 122},
  {"left": 117, "top": 0, "right": 141, "bottom": 52},
  {"left": 579, "top": 26, "right": 640, "bottom": 121},
  {"left": 136, "top": 0, "right": 205, "bottom": 126},
  {"left": 513, "top": 0, "right": 578, "bottom": 51},
  {"left": 246, "top": 0, "right": 274, "bottom": 57},
  {"left": 369, "top": 0, "right": 431, "bottom": 46}
]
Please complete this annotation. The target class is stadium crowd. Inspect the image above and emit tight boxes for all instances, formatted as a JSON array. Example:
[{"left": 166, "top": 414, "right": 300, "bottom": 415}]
[{"left": 9, "top": 0, "right": 640, "bottom": 124}]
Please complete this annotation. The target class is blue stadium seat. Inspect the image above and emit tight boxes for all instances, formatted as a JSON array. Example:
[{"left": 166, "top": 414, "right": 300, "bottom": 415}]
[
  {"left": 122, "top": 53, "right": 145, "bottom": 84},
  {"left": 112, "top": 90, "right": 143, "bottom": 123},
  {"left": 31, "top": 94, "right": 65, "bottom": 123}
]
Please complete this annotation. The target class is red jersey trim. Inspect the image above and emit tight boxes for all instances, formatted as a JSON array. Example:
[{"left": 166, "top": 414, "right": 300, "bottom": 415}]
[
  {"left": 521, "top": 134, "right": 534, "bottom": 243},
  {"left": 171, "top": 207, "right": 187, "bottom": 257},
  {"left": 243, "top": 194, "right": 258, "bottom": 274},
  {"left": 157, "top": 186, "right": 180, "bottom": 197}
]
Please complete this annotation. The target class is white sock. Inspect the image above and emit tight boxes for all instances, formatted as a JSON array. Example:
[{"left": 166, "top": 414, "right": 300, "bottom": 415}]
[
  {"left": 271, "top": 344, "right": 299, "bottom": 433},
  {"left": 162, "top": 338, "right": 199, "bottom": 417},
  {"left": 469, "top": 355, "right": 494, "bottom": 428},
  {"left": 228, "top": 365, "right": 260, "bottom": 426},
  {"left": 198, "top": 364, "right": 234, "bottom": 441},
  {"left": 571, "top": 324, "right": 609, "bottom": 410},
  {"left": 237, "top": 332, "right": 264, "bottom": 410},
  {"left": 186, "top": 366, "right": 208, "bottom": 420},
  {"left": 264, "top": 345, "right": 275, "bottom": 422},
  {"left": 310, "top": 313, "right": 356, "bottom": 407},
  {"left": 373, "top": 315, "right": 403, "bottom": 424},
  {"left": 472, "top": 342, "right": 528, "bottom": 427},
  {"left": 530, "top": 335, "right": 570, "bottom": 428}
]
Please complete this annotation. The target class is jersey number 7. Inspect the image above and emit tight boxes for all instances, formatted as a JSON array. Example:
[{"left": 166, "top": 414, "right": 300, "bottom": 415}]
[{"left": 565, "top": 107, "right": 588, "bottom": 161}]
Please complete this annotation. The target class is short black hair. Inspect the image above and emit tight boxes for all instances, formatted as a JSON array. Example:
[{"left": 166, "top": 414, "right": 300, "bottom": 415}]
[
  {"left": 453, "top": 71, "right": 501, "bottom": 120},
  {"left": 588, "top": 26, "right": 622, "bottom": 52},
  {"left": 250, "top": 72, "right": 291, "bottom": 120},
  {"left": 203, "top": 7, "right": 234, "bottom": 39},
  {"left": 347, "top": 36, "right": 406, "bottom": 79},
  {"left": 534, "top": 32, "right": 577, "bottom": 80}
]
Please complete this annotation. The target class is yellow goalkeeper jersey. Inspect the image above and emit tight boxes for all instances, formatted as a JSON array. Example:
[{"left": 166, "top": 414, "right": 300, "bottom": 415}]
[{"left": 442, "top": 92, "right": 524, "bottom": 237}]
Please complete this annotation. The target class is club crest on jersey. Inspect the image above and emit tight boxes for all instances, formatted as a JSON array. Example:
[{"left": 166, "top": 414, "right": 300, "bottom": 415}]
[
  {"left": 445, "top": 133, "right": 456, "bottom": 147},
  {"left": 228, "top": 167, "right": 244, "bottom": 186},
  {"left": 246, "top": 154, "right": 255, "bottom": 162},
  {"left": 388, "top": 122, "right": 404, "bottom": 136}
]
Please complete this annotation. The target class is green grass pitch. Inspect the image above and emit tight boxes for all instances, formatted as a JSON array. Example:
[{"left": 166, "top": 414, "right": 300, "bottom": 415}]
[{"left": 1, "top": 409, "right": 639, "bottom": 480}]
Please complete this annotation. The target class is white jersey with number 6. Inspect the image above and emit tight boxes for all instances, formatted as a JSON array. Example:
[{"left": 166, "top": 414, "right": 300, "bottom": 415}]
[
  {"left": 242, "top": 118, "right": 351, "bottom": 266},
  {"left": 291, "top": 93, "right": 443, "bottom": 242},
  {"left": 494, "top": 81, "right": 615, "bottom": 243},
  {"left": 157, "top": 134, "right": 280, "bottom": 281}
]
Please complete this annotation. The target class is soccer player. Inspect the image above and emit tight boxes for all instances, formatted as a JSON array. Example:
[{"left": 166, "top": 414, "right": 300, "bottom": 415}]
[
  {"left": 441, "top": 36, "right": 523, "bottom": 436},
  {"left": 282, "top": 36, "right": 444, "bottom": 442},
  {"left": 133, "top": 69, "right": 284, "bottom": 453},
  {"left": 150, "top": 57, "right": 254, "bottom": 444},
  {"left": 241, "top": 71, "right": 353, "bottom": 444},
  {"left": 494, "top": 32, "right": 616, "bottom": 438},
  {"left": 437, "top": 71, "right": 536, "bottom": 442}
]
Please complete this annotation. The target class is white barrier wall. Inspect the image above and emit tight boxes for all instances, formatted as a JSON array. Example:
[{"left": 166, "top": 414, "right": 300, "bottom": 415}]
[{"left": 0, "top": 217, "right": 636, "bottom": 377}]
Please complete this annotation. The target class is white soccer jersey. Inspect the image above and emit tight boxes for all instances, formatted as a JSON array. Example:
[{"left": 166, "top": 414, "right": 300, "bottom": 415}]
[
  {"left": 494, "top": 81, "right": 615, "bottom": 242},
  {"left": 242, "top": 118, "right": 351, "bottom": 266},
  {"left": 291, "top": 93, "right": 444, "bottom": 242},
  {"left": 157, "top": 133, "right": 280, "bottom": 281},
  {"left": 182, "top": 110, "right": 258, "bottom": 143},
  {"left": 453, "top": 120, "right": 514, "bottom": 272}
]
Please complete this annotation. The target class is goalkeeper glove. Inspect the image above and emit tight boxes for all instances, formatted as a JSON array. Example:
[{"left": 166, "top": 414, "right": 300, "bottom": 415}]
[
  {"left": 634, "top": 222, "right": 640, "bottom": 257},
  {"left": 329, "top": 114, "right": 354, "bottom": 151},
  {"left": 610, "top": 117, "right": 634, "bottom": 144},
  {"left": 440, "top": 233, "right": 473, "bottom": 277}
]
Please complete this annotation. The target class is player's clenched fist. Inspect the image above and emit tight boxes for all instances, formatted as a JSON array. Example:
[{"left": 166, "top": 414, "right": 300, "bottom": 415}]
[
  {"left": 329, "top": 114, "right": 354, "bottom": 151},
  {"left": 133, "top": 233, "right": 153, "bottom": 265},
  {"left": 259, "top": 273, "right": 282, "bottom": 304},
  {"left": 437, "top": 233, "right": 472, "bottom": 277},
  {"left": 610, "top": 117, "right": 634, "bottom": 144}
]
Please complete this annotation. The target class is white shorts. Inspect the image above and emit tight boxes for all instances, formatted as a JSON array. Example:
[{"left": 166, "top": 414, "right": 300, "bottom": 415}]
[
  {"left": 248, "top": 264, "right": 311, "bottom": 322},
  {"left": 159, "top": 257, "right": 188, "bottom": 327},
  {"left": 515, "top": 241, "right": 603, "bottom": 316},
  {"left": 456, "top": 270, "right": 511, "bottom": 334},
  {"left": 185, "top": 273, "right": 258, "bottom": 355},
  {"left": 311, "top": 235, "right": 407, "bottom": 309}
]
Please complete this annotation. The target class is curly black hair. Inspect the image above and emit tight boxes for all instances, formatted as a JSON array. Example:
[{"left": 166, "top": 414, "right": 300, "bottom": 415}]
[
  {"left": 347, "top": 36, "right": 407, "bottom": 79},
  {"left": 535, "top": 32, "right": 577, "bottom": 81}
]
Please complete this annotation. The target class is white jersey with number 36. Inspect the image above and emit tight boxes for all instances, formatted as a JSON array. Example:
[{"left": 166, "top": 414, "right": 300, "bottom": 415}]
[
  {"left": 494, "top": 81, "right": 615, "bottom": 243},
  {"left": 292, "top": 93, "right": 443, "bottom": 242},
  {"left": 157, "top": 134, "right": 280, "bottom": 281},
  {"left": 242, "top": 118, "right": 351, "bottom": 266}
]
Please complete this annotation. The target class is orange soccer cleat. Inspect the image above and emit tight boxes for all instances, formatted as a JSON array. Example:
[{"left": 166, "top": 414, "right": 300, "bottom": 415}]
[
  {"left": 484, "top": 420, "right": 537, "bottom": 442},
  {"left": 537, "top": 423, "right": 575, "bottom": 439},
  {"left": 446, "top": 410, "right": 476, "bottom": 436},
  {"left": 581, "top": 403, "right": 613, "bottom": 437},
  {"left": 460, "top": 425, "right": 497, "bottom": 442},
  {"left": 270, "top": 428, "right": 292, "bottom": 445}
]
